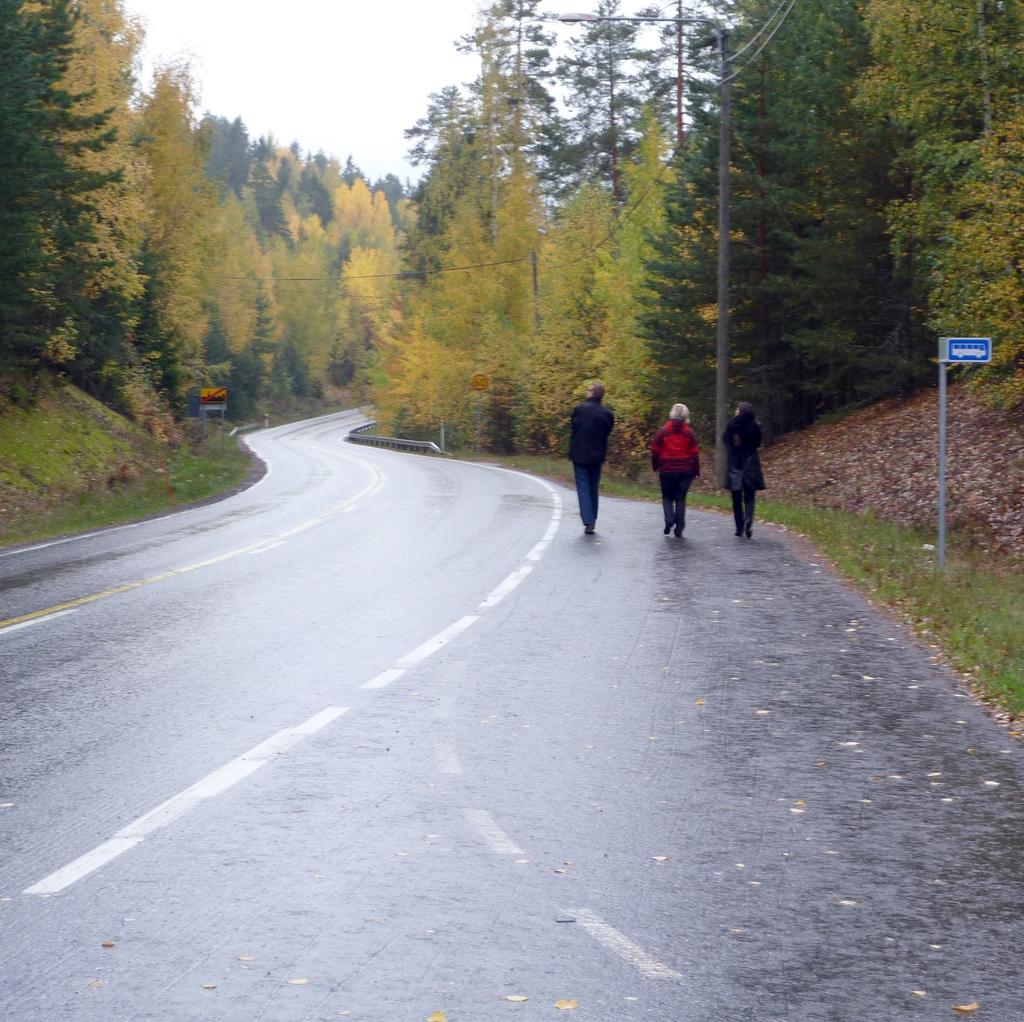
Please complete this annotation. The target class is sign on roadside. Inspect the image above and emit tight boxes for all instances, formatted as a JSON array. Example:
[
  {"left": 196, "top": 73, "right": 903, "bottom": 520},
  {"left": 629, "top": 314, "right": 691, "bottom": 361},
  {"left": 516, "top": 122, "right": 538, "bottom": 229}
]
[
  {"left": 470, "top": 374, "right": 490, "bottom": 392},
  {"left": 936, "top": 336, "right": 993, "bottom": 570},
  {"left": 940, "top": 338, "right": 992, "bottom": 363}
]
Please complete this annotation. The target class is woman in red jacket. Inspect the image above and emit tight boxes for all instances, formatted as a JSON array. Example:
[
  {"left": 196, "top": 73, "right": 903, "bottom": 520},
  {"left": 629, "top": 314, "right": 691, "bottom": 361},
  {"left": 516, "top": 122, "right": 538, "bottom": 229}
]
[{"left": 650, "top": 403, "right": 701, "bottom": 537}]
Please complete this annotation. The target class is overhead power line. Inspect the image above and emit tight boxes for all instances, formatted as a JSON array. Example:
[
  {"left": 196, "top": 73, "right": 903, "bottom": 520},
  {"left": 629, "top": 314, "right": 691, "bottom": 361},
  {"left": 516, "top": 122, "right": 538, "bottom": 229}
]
[
  {"left": 728, "top": 0, "right": 797, "bottom": 64},
  {"left": 722, "top": 0, "right": 800, "bottom": 85},
  {"left": 219, "top": 257, "right": 530, "bottom": 285}
]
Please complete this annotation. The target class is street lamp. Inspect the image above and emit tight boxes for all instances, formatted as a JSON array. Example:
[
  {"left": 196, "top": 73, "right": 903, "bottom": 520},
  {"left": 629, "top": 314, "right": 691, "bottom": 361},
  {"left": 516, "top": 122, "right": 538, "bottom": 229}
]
[{"left": 556, "top": 10, "right": 732, "bottom": 487}]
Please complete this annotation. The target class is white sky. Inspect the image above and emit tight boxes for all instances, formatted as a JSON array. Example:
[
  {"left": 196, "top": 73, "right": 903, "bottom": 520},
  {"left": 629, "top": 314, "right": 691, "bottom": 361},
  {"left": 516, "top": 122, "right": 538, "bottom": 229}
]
[{"left": 125, "top": 0, "right": 491, "bottom": 183}]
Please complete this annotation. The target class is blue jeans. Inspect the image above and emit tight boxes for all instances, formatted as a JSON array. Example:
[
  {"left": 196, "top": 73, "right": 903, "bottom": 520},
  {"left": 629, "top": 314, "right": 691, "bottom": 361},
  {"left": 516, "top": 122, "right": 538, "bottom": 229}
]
[{"left": 573, "top": 462, "right": 602, "bottom": 526}]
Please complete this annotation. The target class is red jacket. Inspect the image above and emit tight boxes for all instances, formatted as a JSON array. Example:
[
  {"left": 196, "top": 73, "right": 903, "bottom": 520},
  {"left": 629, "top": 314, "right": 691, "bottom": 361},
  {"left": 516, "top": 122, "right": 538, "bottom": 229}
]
[{"left": 651, "top": 421, "right": 701, "bottom": 475}]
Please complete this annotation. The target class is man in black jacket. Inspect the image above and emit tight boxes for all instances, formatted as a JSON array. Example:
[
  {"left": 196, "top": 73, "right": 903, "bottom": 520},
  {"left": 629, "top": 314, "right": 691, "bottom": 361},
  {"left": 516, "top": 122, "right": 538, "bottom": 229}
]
[{"left": 569, "top": 382, "right": 615, "bottom": 535}]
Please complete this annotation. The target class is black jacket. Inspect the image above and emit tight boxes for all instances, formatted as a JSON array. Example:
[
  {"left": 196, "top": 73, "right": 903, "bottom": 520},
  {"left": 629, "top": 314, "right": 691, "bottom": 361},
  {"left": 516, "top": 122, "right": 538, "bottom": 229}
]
[
  {"left": 569, "top": 398, "right": 614, "bottom": 465},
  {"left": 722, "top": 412, "right": 765, "bottom": 490}
]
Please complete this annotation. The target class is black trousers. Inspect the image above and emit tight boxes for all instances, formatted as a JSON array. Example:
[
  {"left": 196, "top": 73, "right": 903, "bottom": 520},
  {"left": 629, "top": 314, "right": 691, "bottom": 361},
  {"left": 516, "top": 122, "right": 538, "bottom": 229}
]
[
  {"left": 660, "top": 471, "right": 694, "bottom": 532},
  {"left": 731, "top": 485, "right": 756, "bottom": 532}
]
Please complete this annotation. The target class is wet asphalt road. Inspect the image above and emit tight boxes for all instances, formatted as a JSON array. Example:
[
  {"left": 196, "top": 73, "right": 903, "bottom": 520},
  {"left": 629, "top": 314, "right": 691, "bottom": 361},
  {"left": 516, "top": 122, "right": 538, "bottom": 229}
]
[{"left": 0, "top": 410, "right": 1021, "bottom": 1022}]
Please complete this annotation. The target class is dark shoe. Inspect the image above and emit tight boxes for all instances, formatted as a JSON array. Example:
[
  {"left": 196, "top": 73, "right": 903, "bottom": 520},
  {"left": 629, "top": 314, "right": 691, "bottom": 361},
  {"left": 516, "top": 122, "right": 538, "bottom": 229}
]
[
  {"left": 735, "top": 529, "right": 743, "bottom": 537},
  {"left": 674, "top": 526, "right": 683, "bottom": 537},
  {"left": 663, "top": 524, "right": 672, "bottom": 535},
  {"left": 745, "top": 525, "right": 752, "bottom": 538},
  {"left": 584, "top": 524, "right": 595, "bottom": 535}
]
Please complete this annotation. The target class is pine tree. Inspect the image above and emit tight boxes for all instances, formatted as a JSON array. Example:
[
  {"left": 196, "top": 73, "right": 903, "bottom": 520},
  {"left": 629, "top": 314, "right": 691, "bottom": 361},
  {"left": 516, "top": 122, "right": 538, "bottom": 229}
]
[
  {"left": 556, "top": 0, "right": 651, "bottom": 201},
  {"left": 0, "top": 0, "right": 52, "bottom": 374},
  {"left": 205, "top": 115, "right": 252, "bottom": 199},
  {"left": 0, "top": 0, "right": 120, "bottom": 381}
]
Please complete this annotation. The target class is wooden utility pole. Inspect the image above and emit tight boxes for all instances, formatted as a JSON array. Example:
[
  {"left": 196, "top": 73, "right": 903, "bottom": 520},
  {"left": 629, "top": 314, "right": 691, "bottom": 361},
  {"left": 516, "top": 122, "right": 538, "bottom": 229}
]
[{"left": 715, "top": 27, "right": 732, "bottom": 487}]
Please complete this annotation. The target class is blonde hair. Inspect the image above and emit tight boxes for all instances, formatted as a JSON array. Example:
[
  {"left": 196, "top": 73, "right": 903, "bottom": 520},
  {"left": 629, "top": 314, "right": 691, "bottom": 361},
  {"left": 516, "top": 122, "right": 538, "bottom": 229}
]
[{"left": 669, "top": 403, "right": 689, "bottom": 422}]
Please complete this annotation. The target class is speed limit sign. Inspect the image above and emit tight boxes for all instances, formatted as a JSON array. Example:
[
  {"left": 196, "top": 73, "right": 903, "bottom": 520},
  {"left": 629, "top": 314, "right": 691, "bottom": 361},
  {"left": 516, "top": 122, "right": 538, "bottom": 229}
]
[{"left": 470, "top": 373, "right": 490, "bottom": 392}]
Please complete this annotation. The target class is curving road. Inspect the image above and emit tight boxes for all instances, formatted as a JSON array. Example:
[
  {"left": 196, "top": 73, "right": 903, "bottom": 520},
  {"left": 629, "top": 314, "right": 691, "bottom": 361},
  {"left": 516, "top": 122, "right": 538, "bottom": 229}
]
[{"left": 0, "top": 410, "right": 1021, "bottom": 1021}]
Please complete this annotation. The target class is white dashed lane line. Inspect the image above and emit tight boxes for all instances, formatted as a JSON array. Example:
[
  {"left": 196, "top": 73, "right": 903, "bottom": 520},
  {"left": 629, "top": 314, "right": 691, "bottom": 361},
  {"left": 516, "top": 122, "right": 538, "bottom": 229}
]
[
  {"left": 24, "top": 707, "right": 348, "bottom": 896},
  {"left": 20, "top": 454, "right": 564, "bottom": 896},
  {"left": 568, "top": 908, "right": 684, "bottom": 981},
  {"left": 463, "top": 810, "right": 525, "bottom": 857}
]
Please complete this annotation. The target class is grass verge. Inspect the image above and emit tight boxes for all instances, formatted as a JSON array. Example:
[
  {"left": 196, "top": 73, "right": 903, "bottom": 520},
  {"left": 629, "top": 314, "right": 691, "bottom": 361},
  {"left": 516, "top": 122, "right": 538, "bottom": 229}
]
[
  {"left": 0, "top": 438, "right": 254, "bottom": 547},
  {"left": 457, "top": 450, "right": 1024, "bottom": 722}
]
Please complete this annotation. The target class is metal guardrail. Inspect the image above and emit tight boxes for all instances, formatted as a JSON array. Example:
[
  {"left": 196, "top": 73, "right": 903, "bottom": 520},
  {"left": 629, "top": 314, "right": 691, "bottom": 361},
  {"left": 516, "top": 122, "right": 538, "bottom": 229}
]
[
  {"left": 346, "top": 420, "right": 444, "bottom": 455},
  {"left": 228, "top": 422, "right": 262, "bottom": 437}
]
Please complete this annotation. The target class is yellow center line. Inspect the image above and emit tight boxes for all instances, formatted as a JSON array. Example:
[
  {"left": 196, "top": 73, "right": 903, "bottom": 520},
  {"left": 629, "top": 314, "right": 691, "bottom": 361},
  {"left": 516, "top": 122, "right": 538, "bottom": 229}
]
[{"left": 0, "top": 463, "right": 385, "bottom": 633}]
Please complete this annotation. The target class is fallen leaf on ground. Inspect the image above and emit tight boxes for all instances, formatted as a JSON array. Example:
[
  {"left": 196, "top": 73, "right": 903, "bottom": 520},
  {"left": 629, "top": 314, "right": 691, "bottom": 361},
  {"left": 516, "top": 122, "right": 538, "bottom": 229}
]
[
  {"left": 238, "top": 956, "right": 255, "bottom": 962},
  {"left": 202, "top": 983, "right": 217, "bottom": 990},
  {"left": 695, "top": 699, "right": 705, "bottom": 706},
  {"left": 288, "top": 978, "right": 309, "bottom": 986},
  {"left": 88, "top": 980, "right": 105, "bottom": 989},
  {"left": 952, "top": 1003, "right": 980, "bottom": 1014},
  {"left": 912, "top": 990, "right": 927, "bottom": 997},
  {"left": 428, "top": 1012, "right": 449, "bottom": 1022},
  {"left": 838, "top": 900, "right": 858, "bottom": 907},
  {"left": 503, "top": 994, "right": 529, "bottom": 1002},
  {"left": 651, "top": 856, "right": 670, "bottom": 862},
  {"left": 555, "top": 1000, "right": 579, "bottom": 1010},
  {"left": 100, "top": 941, "right": 115, "bottom": 949}
]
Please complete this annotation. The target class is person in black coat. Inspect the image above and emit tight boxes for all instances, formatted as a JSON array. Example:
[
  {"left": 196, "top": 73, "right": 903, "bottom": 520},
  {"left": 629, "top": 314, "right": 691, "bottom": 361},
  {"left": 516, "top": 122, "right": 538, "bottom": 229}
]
[
  {"left": 723, "top": 401, "right": 766, "bottom": 538},
  {"left": 569, "top": 382, "right": 614, "bottom": 535}
]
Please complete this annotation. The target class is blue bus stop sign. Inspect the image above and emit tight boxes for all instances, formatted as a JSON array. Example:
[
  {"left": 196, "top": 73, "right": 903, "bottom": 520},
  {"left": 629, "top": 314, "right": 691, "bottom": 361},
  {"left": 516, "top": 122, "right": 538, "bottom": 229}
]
[{"left": 940, "top": 337, "right": 992, "bottom": 363}]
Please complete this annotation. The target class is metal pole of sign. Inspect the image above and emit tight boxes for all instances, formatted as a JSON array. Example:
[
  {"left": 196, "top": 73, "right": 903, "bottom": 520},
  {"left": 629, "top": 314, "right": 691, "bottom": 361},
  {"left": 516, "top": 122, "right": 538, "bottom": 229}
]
[
  {"left": 937, "top": 342, "right": 948, "bottom": 570},
  {"left": 440, "top": 419, "right": 446, "bottom": 454},
  {"left": 936, "top": 336, "right": 992, "bottom": 570}
]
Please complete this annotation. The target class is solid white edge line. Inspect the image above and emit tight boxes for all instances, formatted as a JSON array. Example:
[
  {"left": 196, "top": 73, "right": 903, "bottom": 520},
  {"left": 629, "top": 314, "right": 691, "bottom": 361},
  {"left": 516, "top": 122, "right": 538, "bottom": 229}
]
[
  {"left": 247, "top": 540, "right": 287, "bottom": 556},
  {"left": 362, "top": 668, "right": 407, "bottom": 690},
  {"left": 0, "top": 609, "right": 78, "bottom": 635},
  {"left": 24, "top": 706, "right": 348, "bottom": 896},
  {"left": 464, "top": 809, "right": 524, "bottom": 856},
  {"left": 568, "top": 908, "right": 683, "bottom": 980},
  {"left": 398, "top": 615, "right": 480, "bottom": 667}
]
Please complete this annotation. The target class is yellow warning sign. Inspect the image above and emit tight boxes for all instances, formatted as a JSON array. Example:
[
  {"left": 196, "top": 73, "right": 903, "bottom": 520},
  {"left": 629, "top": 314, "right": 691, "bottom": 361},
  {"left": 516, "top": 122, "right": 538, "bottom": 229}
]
[
  {"left": 200, "top": 387, "right": 228, "bottom": 404},
  {"left": 470, "top": 374, "right": 490, "bottom": 392}
]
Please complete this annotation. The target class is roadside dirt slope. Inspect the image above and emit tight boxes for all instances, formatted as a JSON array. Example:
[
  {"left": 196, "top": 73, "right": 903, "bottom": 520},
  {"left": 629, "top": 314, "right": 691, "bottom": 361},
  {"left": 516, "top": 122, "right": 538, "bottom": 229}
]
[{"left": 761, "top": 383, "right": 1024, "bottom": 562}]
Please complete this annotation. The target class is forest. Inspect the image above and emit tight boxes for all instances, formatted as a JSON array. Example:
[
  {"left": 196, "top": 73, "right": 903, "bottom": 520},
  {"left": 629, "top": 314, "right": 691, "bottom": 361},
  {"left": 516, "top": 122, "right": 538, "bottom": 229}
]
[{"left": 1, "top": 0, "right": 1021, "bottom": 466}]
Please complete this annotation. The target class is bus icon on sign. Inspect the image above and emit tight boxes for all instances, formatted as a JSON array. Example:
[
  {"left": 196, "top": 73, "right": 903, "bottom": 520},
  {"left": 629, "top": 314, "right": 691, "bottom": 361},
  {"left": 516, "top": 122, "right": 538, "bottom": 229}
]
[{"left": 940, "top": 337, "right": 991, "bottom": 363}]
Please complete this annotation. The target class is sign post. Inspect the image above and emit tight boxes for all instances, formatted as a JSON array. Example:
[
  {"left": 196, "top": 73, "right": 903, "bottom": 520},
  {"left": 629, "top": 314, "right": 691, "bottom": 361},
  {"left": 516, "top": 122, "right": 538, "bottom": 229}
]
[
  {"left": 199, "top": 387, "right": 228, "bottom": 443},
  {"left": 470, "top": 374, "right": 489, "bottom": 452},
  {"left": 936, "top": 338, "right": 991, "bottom": 569}
]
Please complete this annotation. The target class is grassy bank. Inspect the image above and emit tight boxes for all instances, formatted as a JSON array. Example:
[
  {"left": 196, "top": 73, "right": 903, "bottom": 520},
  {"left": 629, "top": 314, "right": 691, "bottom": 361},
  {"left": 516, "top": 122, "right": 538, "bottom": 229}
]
[
  {"left": 459, "top": 450, "right": 1024, "bottom": 722},
  {"left": 0, "top": 382, "right": 351, "bottom": 548},
  {"left": 0, "top": 436, "right": 254, "bottom": 547}
]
